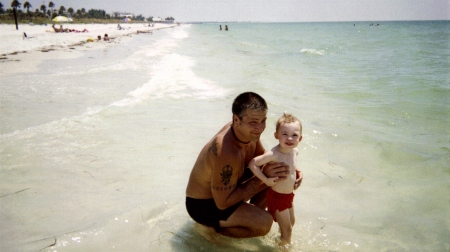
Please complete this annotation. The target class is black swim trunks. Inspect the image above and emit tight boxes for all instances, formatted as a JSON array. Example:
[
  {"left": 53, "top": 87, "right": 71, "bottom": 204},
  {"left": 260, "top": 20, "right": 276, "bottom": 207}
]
[{"left": 185, "top": 197, "right": 242, "bottom": 232}]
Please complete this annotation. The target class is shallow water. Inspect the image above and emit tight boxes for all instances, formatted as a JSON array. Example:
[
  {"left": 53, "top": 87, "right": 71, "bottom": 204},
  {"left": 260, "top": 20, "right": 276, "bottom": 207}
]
[{"left": 0, "top": 21, "right": 449, "bottom": 251}]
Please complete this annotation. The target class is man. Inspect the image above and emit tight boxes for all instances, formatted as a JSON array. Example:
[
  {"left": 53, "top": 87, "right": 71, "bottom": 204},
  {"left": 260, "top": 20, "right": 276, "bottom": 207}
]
[{"left": 186, "top": 92, "right": 302, "bottom": 238}]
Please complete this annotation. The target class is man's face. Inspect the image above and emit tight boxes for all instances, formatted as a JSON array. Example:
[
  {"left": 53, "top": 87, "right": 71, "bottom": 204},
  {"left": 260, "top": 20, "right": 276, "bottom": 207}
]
[{"left": 235, "top": 108, "right": 267, "bottom": 142}]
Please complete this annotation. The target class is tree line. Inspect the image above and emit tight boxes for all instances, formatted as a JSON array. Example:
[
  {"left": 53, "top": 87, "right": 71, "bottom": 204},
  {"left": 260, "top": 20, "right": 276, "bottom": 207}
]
[{"left": 0, "top": 1, "right": 175, "bottom": 22}]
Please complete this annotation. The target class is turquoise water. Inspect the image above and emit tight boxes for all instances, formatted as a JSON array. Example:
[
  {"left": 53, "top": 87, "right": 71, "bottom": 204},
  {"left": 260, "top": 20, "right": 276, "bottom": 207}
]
[
  {"left": 0, "top": 21, "right": 448, "bottom": 251},
  {"left": 175, "top": 22, "right": 450, "bottom": 250}
]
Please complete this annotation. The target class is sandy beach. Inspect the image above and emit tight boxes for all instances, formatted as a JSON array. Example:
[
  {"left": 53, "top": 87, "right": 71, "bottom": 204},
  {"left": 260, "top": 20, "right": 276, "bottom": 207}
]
[
  {"left": 1, "top": 22, "right": 191, "bottom": 252},
  {"left": 0, "top": 22, "right": 177, "bottom": 75}
]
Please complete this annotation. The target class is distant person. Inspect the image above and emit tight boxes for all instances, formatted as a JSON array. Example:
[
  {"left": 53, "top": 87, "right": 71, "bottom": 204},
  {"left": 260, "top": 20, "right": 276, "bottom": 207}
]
[
  {"left": 225, "top": 25, "right": 228, "bottom": 31},
  {"left": 23, "top": 32, "right": 35, "bottom": 39},
  {"left": 104, "top": 34, "right": 110, "bottom": 41},
  {"left": 51, "top": 24, "right": 62, "bottom": 33},
  {"left": 68, "top": 28, "right": 88, "bottom": 33},
  {"left": 220, "top": 25, "right": 222, "bottom": 31},
  {"left": 137, "top": 30, "right": 152, "bottom": 34},
  {"left": 97, "top": 35, "right": 102, "bottom": 41},
  {"left": 248, "top": 113, "right": 302, "bottom": 247},
  {"left": 59, "top": 25, "right": 70, "bottom": 33}
]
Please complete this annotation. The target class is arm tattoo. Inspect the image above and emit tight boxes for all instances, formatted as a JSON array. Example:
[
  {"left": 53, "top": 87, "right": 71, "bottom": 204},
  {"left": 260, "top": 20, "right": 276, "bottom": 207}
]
[
  {"left": 211, "top": 165, "right": 237, "bottom": 191},
  {"left": 212, "top": 183, "right": 237, "bottom": 191},
  {"left": 208, "top": 138, "right": 218, "bottom": 156},
  {"left": 220, "top": 165, "right": 233, "bottom": 185}
]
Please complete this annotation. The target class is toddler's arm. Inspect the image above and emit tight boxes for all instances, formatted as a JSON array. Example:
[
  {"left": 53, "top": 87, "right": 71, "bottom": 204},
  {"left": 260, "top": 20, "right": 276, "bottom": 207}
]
[{"left": 248, "top": 152, "right": 278, "bottom": 186}]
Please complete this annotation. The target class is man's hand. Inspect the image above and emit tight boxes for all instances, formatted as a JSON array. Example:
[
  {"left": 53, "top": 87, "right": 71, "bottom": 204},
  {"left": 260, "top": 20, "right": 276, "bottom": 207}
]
[
  {"left": 294, "top": 170, "right": 303, "bottom": 190},
  {"left": 262, "top": 163, "right": 303, "bottom": 189},
  {"left": 262, "top": 162, "right": 289, "bottom": 182}
]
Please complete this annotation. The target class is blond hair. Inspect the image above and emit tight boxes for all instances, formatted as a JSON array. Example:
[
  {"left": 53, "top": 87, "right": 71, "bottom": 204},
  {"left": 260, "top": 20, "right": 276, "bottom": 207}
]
[{"left": 276, "top": 113, "right": 302, "bottom": 133}]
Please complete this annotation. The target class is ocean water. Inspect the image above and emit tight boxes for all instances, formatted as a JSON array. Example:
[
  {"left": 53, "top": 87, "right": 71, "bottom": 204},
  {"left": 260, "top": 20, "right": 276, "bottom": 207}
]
[{"left": 0, "top": 21, "right": 449, "bottom": 251}]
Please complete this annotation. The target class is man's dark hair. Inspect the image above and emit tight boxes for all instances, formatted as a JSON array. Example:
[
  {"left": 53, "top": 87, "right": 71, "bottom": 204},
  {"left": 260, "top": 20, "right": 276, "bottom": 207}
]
[{"left": 232, "top": 92, "right": 268, "bottom": 119}]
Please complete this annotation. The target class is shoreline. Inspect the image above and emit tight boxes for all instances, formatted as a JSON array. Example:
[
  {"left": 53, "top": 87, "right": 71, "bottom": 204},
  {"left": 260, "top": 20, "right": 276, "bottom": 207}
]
[{"left": 0, "top": 23, "right": 177, "bottom": 75}]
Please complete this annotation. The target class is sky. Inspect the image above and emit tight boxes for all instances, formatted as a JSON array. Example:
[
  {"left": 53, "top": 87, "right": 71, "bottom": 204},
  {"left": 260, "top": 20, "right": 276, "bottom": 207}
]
[{"left": 8, "top": 0, "right": 450, "bottom": 22}]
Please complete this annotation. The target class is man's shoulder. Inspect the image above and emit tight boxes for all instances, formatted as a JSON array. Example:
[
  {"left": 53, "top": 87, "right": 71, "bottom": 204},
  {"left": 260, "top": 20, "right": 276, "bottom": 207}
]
[
  {"left": 200, "top": 128, "right": 228, "bottom": 156},
  {"left": 206, "top": 135, "right": 239, "bottom": 158},
  {"left": 204, "top": 136, "right": 222, "bottom": 157}
]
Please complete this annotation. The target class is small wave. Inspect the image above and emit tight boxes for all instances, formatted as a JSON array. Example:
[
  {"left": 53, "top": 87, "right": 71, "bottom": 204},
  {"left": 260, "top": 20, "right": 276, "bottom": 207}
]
[
  {"left": 170, "top": 27, "right": 190, "bottom": 39},
  {"left": 241, "top": 41, "right": 267, "bottom": 48},
  {"left": 301, "top": 48, "right": 325, "bottom": 55},
  {"left": 82, "top": 26, "right": 191, "bottom": 74},
  {"left": 112, "top": 53, "right": 228, "bottom": 107}
]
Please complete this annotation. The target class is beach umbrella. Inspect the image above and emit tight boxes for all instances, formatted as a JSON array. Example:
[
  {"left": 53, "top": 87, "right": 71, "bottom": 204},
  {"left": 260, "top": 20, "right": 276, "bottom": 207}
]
[
  {"left": 67, "top": 18, "right": 74, "bottom": 22},
  {"left": 122, "top": 17, "right": 131, "bottom": 23},
  {"left": 52, "top": 16, "right": 69, "bottom": 22}
]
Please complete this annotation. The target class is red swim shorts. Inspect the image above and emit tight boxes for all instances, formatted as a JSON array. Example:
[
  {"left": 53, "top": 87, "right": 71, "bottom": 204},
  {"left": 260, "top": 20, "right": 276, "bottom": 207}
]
[{"left": 266, "top": 187, "right": 294, "bottom": 222}]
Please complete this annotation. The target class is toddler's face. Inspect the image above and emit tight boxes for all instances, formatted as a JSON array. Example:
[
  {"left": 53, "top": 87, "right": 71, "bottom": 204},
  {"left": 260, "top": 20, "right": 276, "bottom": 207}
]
[{"left": 275, "top": 122, "right": 302, "bottom": 149}]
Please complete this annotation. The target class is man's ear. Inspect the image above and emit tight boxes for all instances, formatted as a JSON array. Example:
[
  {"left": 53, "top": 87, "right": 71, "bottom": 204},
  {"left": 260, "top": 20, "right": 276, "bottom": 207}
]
[{"left": 232, "top": 114, "right": 239, "bottom": 124}]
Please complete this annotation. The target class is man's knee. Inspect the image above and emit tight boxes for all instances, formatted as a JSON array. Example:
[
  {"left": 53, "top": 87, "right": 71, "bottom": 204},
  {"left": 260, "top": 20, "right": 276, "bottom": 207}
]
[{"left": 254, "top": 213, "right": 273, "bottom": 236}]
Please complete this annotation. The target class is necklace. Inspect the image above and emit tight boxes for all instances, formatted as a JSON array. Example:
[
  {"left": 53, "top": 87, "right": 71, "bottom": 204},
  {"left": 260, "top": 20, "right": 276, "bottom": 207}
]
[{"left": 231, "top": 126, "right": 251, "bottom": 144}]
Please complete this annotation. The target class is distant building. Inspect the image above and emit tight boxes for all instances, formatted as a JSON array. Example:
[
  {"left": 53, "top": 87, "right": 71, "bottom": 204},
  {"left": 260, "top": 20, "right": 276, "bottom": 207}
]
[
  {"left": 152, "top": 17, "right": 174, "bottom": 23},
  {"left": 113, "top": 12, "right": 134, "bottom": 18}
]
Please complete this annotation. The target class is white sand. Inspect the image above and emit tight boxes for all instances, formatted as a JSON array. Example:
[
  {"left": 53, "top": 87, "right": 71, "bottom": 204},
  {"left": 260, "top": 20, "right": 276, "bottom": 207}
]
[
  {"left": 0, "top": 22, "right": 186, "bottom": 252},
  {"left": 0, "top": 22, "right": 177, "bottom": 74}
]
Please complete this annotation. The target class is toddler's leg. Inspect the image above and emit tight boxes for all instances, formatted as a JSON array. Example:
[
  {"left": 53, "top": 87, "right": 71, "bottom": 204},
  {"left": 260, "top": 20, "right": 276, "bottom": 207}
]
[
  {"left": 289, "top": 206, "right": 295, "bottom": 226},
  {"left": 275, "top": 208, "right": 293, "bottom": 246}
]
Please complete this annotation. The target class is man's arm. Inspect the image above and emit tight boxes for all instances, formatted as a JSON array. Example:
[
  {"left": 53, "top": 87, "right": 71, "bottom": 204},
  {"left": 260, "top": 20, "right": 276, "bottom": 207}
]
[
  {"left": 261, "top": 163, "right": 302, "bottom": 189},
  {"left": 263, "top": 162, "right": 290, "bottom": 182},
  {"left": 211, "top": 159, "right": 264, "bottom": 210}
]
